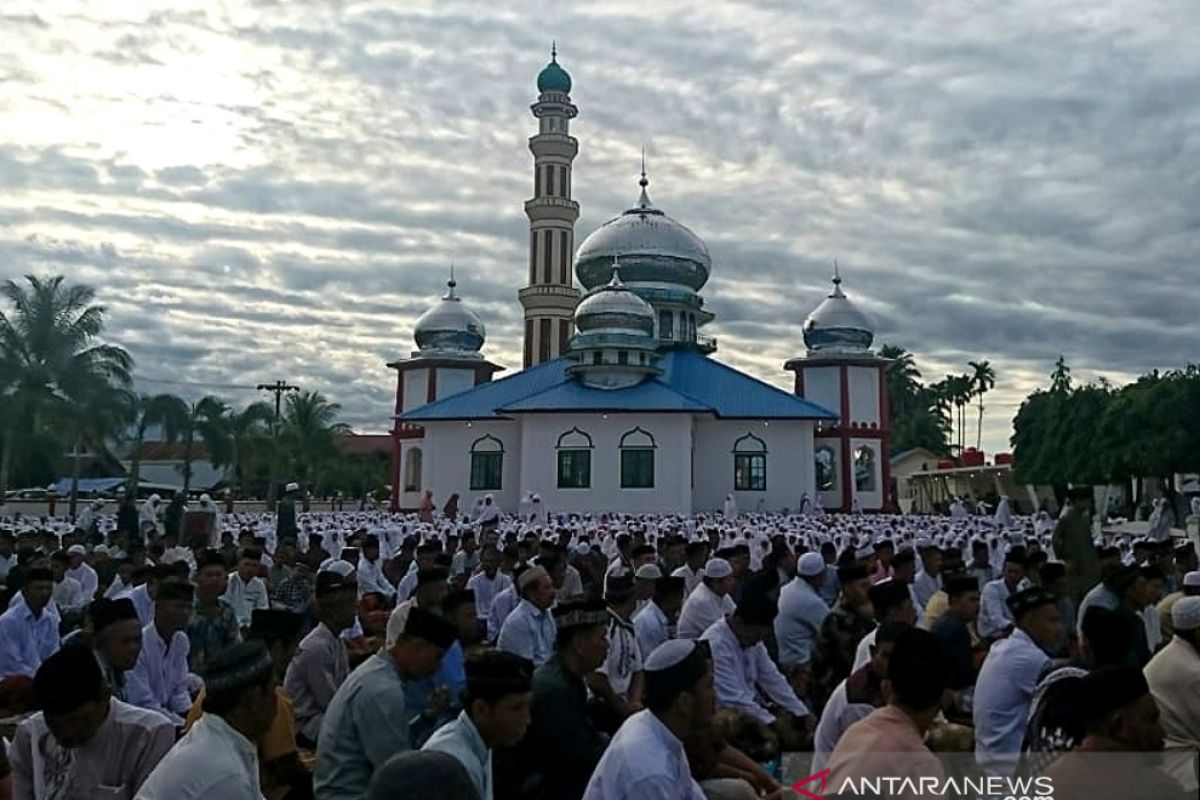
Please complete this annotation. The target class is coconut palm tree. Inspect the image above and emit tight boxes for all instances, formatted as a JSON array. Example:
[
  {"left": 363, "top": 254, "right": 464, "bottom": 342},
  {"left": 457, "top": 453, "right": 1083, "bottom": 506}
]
[
  {"left": 126, "top": 393, "right": 190, "bottom": 498},
  {"left": 968, "top": 359, "right": 997, "bottom": 452},
  {"left": 179, "top": 396, "right": 232, "bottom": 494},
  {"left": 226, "top": 402, "right": 274, "bottom": 498},
  {"left": 57, "top": 383, "right": 135, "bottom": 516},
  {"left": 280, "top": 391, "right": 351, "bottom": 489},
  {"left": 0, "top": 275, "right": 132, "bottom": 503}
]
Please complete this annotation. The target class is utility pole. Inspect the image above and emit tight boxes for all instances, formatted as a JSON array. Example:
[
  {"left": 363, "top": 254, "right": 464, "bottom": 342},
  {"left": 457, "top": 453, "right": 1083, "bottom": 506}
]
[{"left": 258, "top": 380, "right": 299, "bottom": 506}]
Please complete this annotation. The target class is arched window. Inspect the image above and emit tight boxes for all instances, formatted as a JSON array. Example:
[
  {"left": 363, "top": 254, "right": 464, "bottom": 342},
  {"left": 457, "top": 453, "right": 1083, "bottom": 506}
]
[
  {"left": 732, "top": 433, "right": 767, "bottom": 492},
  {"left": 403, "top": 447, "right": 422, "bottom": 492},
  {"left": 815, "top": 445, "right": 837, "bottom": 492},
  {"left": 855, "top": 445, "right": 877, "bottom": 493},
  {"left": 619, "top": 428, "right": 656, "bottom": 489},
  {"left": 469, "top": 435, "right": 504, "bottom": 491},
  {"left": 556, "top": 428, "right": 593, "bottom": 489}
]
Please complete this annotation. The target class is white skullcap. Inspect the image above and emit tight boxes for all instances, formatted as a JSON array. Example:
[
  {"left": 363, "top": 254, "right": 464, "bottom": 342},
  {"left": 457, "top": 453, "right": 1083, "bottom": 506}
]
[
  {"left": 797, "top": 552, "right": 826, "bottom": 577},
  {"left": 644, "top": 638, "right": 700, "bottom": 671},
  {"left": 635, "top": 564, "right": 663, "bottom": 580},
  {"left": 703, "top": 558, "right": 732, "bottom": 579},
  {"left": 320, "top": 559, "right": 355, "bottom": 578},
  {"left": 285, "top": 482, "right": 300, "bottom": 492},
  {"left": 1171, "top": 596, "right": 1200, "bottom": 631},
  {"left": 1183, "top": 571, "right": 1200, "bottom": 589},
  {"left": 93, "top": 545, "right": 110, "bottom": 556},
  {"left": 67, "top": 544, "right": 86, "bottom": 556}
]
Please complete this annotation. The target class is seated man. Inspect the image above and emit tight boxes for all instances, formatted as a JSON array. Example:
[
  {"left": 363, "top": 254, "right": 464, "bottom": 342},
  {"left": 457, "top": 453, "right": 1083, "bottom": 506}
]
[
  {"left": 185, "top": 609, "right": 307, "bottom": 800},
  {"left": 700, "top": 583, "right": 811, "bottom": 750},
  {"left": 517, "top": 599, "right": 612, "bottom": 800},
  {"left": 10, "top": 644, "right": 175, "bottom": 799},
  {"left": 126, "top": 580, "right": 194, "bottom": 725},
  {"left": 135, "top": 641, "right": 280, "bottom": 799},
  {"left": 285, "top": 570, "right": 356, "bottom": 747},
  {"left": 90, "top": 597, "right": 143, "bottom": 702},
  {"left": 812, "top": 620, "right": 908, "bottom": 773},
  {"left": 826, "top": 628, "right": 949, "bottom": 788},
  {"left": 315, "top": 607, "right": 459, "bottom": 800},
  {"left": 497, "top": 566, "right": 557, "bottom": 667},
  {"left": 0, "top": 567, "right": 58, "bottom": 681},
  {"left": 676, "top": 559, "right": 736, "bottom": 640},
  {"left": 588, "top": 577, "right": 644, "bottom": 733}
]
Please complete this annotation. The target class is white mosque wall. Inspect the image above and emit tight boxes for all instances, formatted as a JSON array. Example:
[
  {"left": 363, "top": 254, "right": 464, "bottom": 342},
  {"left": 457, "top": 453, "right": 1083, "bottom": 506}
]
[
  {"left": 397, "top": 439, "right": 426, "bottom": 510},
  {"left": 515, "top": 413, "right": 694, "bottom": 514},
  {"left": 847, "top": 366, "right": 881, "bottom": 427},
  {"left": 801, "top": 366, "right": 841, "bottom": 420},
  {"left": 436, "top": 368, "right": 476, "bottom": 401},
  {"left": 402, "top": 369, "right": 429, "bottom": 413},
  {"left": 692, "top": 419, "right": 817, "bottom": 513},
  {"left": 849, "top": 437, "right": 884, "bottom": 510},
  {"left": 422, "top": 420, "right": 523, "bottom": 513}
]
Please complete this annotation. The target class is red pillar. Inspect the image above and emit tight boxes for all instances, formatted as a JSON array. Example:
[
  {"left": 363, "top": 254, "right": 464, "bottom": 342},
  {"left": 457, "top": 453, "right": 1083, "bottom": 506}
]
[{"left": 838, "top": 365, "right": 852, "bottom": 512}]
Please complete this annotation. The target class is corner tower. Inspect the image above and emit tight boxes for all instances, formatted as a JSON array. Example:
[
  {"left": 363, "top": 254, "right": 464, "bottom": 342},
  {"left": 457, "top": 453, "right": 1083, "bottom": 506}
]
[{"left": 519, "top": 45, "right": 582, "bottom": 367}]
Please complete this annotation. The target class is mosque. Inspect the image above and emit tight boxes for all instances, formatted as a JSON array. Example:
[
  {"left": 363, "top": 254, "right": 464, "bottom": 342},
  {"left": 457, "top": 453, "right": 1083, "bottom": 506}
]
[{"left": 387, "top": 50, "right": 892, "bottom": 516}]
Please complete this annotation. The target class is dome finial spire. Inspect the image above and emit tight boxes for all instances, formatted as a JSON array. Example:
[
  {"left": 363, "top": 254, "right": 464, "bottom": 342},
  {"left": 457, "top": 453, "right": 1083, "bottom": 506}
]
[
  {"left": 830, "top": 258, "right": 846, "bottom": 298},
  {"left": 446, "top": 261, "right": 458, "bottom": 299},
  {"left": 637, "top": 147, "right": 653, "bottom": 209},
  {"left": 551, "top": 40, "right": 557, "bottom": 61}
]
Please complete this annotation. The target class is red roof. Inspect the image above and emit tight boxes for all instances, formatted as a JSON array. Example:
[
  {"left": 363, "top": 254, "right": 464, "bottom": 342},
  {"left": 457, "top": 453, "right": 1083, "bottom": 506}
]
[{"left": 131, "top": 442, "right": 208, "bottom": 461}]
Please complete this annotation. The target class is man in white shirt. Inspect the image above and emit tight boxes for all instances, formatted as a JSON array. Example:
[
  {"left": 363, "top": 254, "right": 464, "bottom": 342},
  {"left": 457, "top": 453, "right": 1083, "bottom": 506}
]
[
  {"left": 912, "top": 544, "right": 944, "bottom": 612},
  {"left": 450, "top": 533, "right": 480, "bottom": 582},
  {"left": 978, "top": 551, "right": 1028, "bottom": 640},
  {"left": 467, "top": 546, "right": 511, "bottom": 626},
  {"left": 671, "top": 542, "right": 708, "bottom": 598},
  {"left": 701, "top": 580, "right": 811, "bottom": 750},
  {"left": 775, "top": 552, "right": 830, "bottom": 669},
  {"left": 634, "top": 576, "right": 685, "bottom": 660},
  {"left": 356, "top": 534, "right": 396, "bottom": 600},
  {"left": 222, "top": 547, "right": 270, "bottom": 630},
  {"left": 497, "top": 566, "right": 557, "bottom": 666},
  {"left": 423, "top": 651, "right": 535, "bottom": 800},
  {"left": 127, "top": 581, "right": 194, "bottom": 725},
  {"left": 50, "top": 551, "right": 88, "bottom": 615},
  {"left": 0, "top": 567, "right": 59, "bottom": 680},
  {"left": 134, "top": 641, "right": 279, "bottom": 799},
  {"left": 582, "top": 639, "right": 713, "bottom": 800},
  {"left": 973, "top": 586, "right": 1062, "bottom": 776},
  {"left": 66, "top": 543, "right": 100, "bottom": 600},
  {"left": 11, "top": 644, "right": 175, "bottom": 799},
  {"left": 676, "top": 558, "right": 736, "bottom": 639}
]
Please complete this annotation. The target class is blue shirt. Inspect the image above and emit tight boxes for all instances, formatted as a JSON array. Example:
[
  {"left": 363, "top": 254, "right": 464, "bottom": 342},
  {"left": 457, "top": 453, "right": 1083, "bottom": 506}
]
[
  {"left": 423, "top": 711, "right": 492, "bottom": 800},
  {"left": 497, "top": 599, "right": 555, "bottom": 666},
  {"left": 405, "top": 641, "right": 466, "bottom": 744},
  {"left": 0, "top": 602, "right": 59, "bottom": 679}
]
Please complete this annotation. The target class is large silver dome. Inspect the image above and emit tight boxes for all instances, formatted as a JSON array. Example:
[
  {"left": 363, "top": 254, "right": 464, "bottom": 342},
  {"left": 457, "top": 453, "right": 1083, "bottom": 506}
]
[
  {"left": 574, "top": 267, "right": 655, "bottom": 336},
  {"left": 574, "top": 175, "right": 711, "bottom": 292},
  {"left": 413, "top": 278, "right": 486, "bottom": 356},
  {"left": 802, "top": 273, "right": 874, "bottom": 352}
]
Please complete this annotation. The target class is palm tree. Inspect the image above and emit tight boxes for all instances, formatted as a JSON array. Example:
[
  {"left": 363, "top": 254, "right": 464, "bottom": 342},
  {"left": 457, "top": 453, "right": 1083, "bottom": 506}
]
[
  {"left": 126, "top": 393, "right": 189, "bottom": 498},
  {"left": 0, "top": 275, "right": 132, "bottom": 503},
  {"left": 57, "top": 384, "right": 135, "bottom": 516},
  {"left": 179, "top": 396, "right": 232, "bottom": 494},
  {"left": 938, "top": 374, "right": 974, "bottom": 454},
  {"left": 226, "top": 402, "right": 274, "bottom": 498},
  {"left": 968, "top": 359, "right": 997, "bottom": 451},
  {"left": 280, "top": 391, "right": 350, "bottom": 490},
  {"left": 880, "top": 344, "right": 923, "bottom": 418}
]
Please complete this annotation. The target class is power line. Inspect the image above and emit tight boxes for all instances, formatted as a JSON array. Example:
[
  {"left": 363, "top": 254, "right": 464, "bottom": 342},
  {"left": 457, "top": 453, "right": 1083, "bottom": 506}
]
[{"left": 137, "top": 376, "right": 260, "bottom": 391}]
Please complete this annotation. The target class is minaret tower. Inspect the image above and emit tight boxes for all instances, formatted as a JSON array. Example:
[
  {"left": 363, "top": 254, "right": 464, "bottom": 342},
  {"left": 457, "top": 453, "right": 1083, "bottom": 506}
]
[{"left": 519, "top": 44, "right": 581, "bottom": 367}]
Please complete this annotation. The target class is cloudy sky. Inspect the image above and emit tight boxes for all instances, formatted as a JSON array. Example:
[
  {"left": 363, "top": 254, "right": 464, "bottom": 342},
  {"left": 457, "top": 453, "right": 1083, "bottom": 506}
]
[{"left": 2, "top": 0, "right": 1197, "bottom": 454}]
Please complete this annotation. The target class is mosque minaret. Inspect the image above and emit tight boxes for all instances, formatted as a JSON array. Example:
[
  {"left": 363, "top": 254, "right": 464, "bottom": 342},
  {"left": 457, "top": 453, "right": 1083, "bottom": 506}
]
[{"left": 518, "top": 45, "right": 582, "bottom": 367}]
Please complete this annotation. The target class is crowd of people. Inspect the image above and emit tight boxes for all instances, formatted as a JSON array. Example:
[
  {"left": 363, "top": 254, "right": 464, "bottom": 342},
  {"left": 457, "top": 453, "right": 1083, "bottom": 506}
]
[{"left": 0, "top": 484, "right": 1198, "bottom": 799}]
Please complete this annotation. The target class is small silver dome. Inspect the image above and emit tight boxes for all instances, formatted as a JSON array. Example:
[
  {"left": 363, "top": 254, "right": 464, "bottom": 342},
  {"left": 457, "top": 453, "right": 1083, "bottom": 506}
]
[
  {"left": 575, "top": 174, "right": 711, "bottom": 292},
  {"left": 574, "top": 266, "right": 655, "bottom": 336},
  {"left": 802, "top": 271, "right": 874, "bottom": 352},
  {"left": 413, "top": 277, "right": 486, "bottom": 356}
]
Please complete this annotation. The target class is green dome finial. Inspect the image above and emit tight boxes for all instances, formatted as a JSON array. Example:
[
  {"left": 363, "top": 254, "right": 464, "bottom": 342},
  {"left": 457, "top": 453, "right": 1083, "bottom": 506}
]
[{"left": 537, "top": 43, "right": 572, "bottom": 94}]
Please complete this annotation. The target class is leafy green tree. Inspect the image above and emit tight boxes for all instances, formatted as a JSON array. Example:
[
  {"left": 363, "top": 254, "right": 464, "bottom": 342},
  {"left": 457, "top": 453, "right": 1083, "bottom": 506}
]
[
  {"left": 126, "top": 393, "right": 189, "bottom": 498},
  {"left": 0, "top": 275, "right": 132, "bottom": 503}
]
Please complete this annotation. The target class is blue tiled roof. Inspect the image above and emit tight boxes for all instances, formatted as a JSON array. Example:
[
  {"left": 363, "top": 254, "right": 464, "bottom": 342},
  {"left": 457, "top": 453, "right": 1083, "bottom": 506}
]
[{"left": 400, "top": 348, "right": 837, "bottom": 421}]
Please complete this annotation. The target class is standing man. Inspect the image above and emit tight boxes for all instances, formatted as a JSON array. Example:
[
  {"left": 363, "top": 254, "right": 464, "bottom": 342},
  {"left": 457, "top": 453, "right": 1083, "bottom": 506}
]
[
  {"left": 276, "top": 483, "right": 299, "bottom": 544},
  {"left": 314, "top": 607, "right": 459, "bottom": 800},
  {"left": 134, "top": 642, "right": 279, "bottom": 800},
  {"left": 422, "top": 652, "right": 535, "bottom": 800},
  {"left": 10, "top": 645, "right": 175, "bottom": 799},
  {"left": 1053, "top": 487, "right": 1099, "bottom": 606}
]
